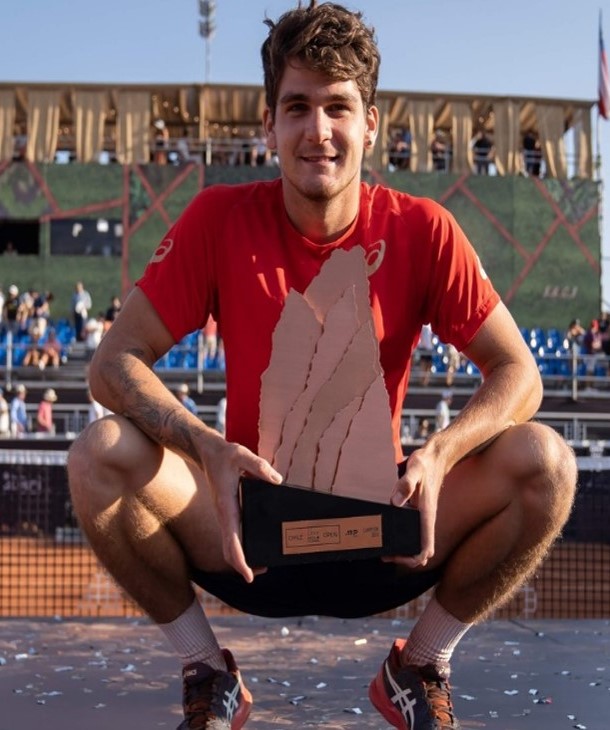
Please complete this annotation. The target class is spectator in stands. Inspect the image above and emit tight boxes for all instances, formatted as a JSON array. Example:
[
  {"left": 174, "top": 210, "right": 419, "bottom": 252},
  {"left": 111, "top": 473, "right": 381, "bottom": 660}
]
[
  {"left": 431, "top": 128, "right": 450, "bottom": 171},
  {"left": 153, "top": 120, "right": 170, "bottom": 164},
  {"left": 203, "top": 315, "right": 218, "bottom": 367},
  {"left": 32, "top": 290, "right": 54, "bottom": 338},
  {"left": 435, "top": 389, "right": 453, "bottom": 431},
  {"left": 22, "top": 324, "right": 42, "bottom": 367},
  {"left": 582, "top": 318, "right": 606, "bottom": 382},
  {"left": 472, "top": 130, "right": 494, "bottom": 175},
  {"left": 388, "top": 128, "right": 411, "bottom": 171},
  {"left": 71, "top": 281, "right": 92, "bottom": 342},
  {"left": 2, "top": 284, "right": 20, "bottom": 336},
  {"left": 522, "top": 130, "right": 542, "bottom": 177},
  {"left": 174, "top": 383, "right": 198, "bottom": 416},
  {"left": 87, "top": 388, "right": 107, "bottom": 423},
  {"left": 253, "top": 131, "right": 269, "bottom": 166},
  {"left": 3, "top": 240, "right": 18, "bottom": 255},
  {"left": 9, "top": 384, "right": 28, "bottom": 436},
  {"left": 598, "top": 311, "right": 610, "bottom": 356},
  {"left": 416, "top": 417, "right": 431, "bottom": 440},
  {"left": 36, "top": 388, "right": 58, "bottom": 435},
  {"left": 38, "top": 329, "right": 64, "bottom": 370},
  {"left": 0, "top": 387, "right": 9, "bottom": 437},
  {"left": 17, "top": 288, "right": 36, "bottom": 336},
  {"left": 84, "top": 312, "right": 105, "bottom": 359},
  {"left": 565, "top": 318, "right": 585, "bottom": 351},
  {"left": 417, "top": 323, "right": 435, "bottom": 386},
  {"left": 67, "top": 6, "right": 577, "bottom": 730},
  {"left": 444, "top": 342, "right": 462, "bottom": 387},
  {"left": 104, "top": 295, "right": 122, "bottom": 333}
]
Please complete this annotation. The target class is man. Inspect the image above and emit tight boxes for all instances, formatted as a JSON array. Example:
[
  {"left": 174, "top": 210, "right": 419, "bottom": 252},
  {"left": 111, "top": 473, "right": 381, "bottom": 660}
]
[
  {"left": 0, "top": 386, "right": 9, "bottom": 437},
  {"left": 9, "top": 384, "right": 28, "bottom": 436},
  {"left": 71, "top": 281, "right": 92, "bottom": 342},
  {"left": 67, "top": 3, "right": 577, "bottom": 729},
  {"left": 175, "top": 383, "right": 198, "bottom": 416},
  {"left": 435, "top": 390, "right": 453, "bottom": 432},
  {"left": 36, "top": 388, "right": 58, "bottom": 434}
]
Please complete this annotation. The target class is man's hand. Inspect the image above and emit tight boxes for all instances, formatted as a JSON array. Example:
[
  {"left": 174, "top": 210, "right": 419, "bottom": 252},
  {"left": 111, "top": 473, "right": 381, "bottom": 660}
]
[
  {"left": 386, "top": 445, "right": 447, "bottom": 569},
  {"left": 203, "top": 438, "right": 282, "bottom": 583}
]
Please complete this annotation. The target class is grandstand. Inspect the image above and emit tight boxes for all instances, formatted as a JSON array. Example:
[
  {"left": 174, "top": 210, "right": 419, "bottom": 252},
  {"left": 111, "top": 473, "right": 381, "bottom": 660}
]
[{"left": 0, "top": 80, "right": 608, "bottom": 621}]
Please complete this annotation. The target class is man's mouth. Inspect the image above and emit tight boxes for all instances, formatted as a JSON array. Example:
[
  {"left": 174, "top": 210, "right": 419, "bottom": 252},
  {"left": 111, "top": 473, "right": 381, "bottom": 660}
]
[{"left": 301, "top": 154, "right": 339, "bottom": 163}]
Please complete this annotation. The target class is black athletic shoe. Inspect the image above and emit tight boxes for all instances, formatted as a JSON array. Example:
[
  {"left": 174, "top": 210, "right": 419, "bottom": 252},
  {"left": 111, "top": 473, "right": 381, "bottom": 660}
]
[
  {"left": 177, "top": 649, "right": 252, "bottom": 729},
  {"left": 369, "top": 638, "right": 460, "bottom": 729}
]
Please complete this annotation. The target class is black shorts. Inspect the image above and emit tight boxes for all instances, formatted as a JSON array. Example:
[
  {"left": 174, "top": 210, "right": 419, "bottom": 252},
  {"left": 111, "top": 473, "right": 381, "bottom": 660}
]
[{"left": 191, "top": 560, "right": 443, "bottom": 619}]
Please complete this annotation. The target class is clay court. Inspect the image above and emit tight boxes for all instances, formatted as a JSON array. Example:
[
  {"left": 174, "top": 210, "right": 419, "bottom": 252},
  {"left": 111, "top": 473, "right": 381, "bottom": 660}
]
[
  {"left": 1, "top": 450, "right": 609, "bottom": 729},
  {"left": 1, "top": 614, "right": 608, "bottom": 729}
]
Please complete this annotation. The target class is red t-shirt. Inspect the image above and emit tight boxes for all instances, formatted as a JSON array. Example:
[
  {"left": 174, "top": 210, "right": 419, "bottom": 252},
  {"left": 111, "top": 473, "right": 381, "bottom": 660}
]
[{"left": 138, "top": 179, "right": 500, "bottom": 460}]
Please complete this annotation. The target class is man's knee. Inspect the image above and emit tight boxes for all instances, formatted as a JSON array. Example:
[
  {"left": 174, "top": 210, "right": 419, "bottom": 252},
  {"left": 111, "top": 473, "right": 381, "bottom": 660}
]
[
  {"left": 68, "top": 415, "right": 161, "bottom": 499},
  {"left": 510, "top": 422, "right": 577, "bottom": 525}
]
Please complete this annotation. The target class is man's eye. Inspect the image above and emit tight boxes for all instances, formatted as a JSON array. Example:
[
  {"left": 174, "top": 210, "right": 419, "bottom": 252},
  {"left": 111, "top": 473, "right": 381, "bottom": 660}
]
[
  {"left": 287, "top": 103, "right": 307, "bottom": 113},
  {"left": 327, "top": 104, "right": 350, "bottom": 115}
]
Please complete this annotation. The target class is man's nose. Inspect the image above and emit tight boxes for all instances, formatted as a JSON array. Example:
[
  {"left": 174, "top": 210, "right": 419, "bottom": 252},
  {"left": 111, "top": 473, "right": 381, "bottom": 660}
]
[{"left": 305, "top": 109, "right": 331, "bottom": 143}]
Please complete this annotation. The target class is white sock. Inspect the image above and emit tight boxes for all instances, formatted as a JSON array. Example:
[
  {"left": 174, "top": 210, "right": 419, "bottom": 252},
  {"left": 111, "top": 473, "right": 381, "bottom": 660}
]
[
  {"left": 159, "top": 597, "right": 225, "bottom": 670},
  {"left": 403, "top": 595, "right": 472, "bottom": 672}
]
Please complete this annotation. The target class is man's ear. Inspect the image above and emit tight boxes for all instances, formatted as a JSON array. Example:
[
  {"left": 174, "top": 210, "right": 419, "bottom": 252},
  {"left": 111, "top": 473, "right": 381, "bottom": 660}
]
[
  {"left": 263, "top": 107, "right": 276, "bottom": 150},
  {"left": 365, "top": 104, "right": 380, "bottom": 148}
]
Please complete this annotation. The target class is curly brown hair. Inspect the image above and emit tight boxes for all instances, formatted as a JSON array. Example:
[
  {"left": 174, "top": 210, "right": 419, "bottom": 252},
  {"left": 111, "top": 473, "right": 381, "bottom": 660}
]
[{"left": 261, "top": 1, "right": 380, "bottom": 115}]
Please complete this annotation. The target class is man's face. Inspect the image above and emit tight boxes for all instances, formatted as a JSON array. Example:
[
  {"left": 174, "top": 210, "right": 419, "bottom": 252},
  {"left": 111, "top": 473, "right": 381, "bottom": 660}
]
[{"left": 263, "top": 62, "right": 378, "bottom": 207}]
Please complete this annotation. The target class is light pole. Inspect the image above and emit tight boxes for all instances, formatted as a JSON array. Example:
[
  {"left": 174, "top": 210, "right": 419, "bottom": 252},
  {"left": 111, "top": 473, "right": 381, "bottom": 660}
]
[{"left": 198, "top": 0, "right": 216, "bottom": 84}]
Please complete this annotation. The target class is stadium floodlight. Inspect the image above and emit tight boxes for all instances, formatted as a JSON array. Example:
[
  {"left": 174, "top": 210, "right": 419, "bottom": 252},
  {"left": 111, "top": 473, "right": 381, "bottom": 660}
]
[{"left": 198, "top": 0, "right": 217, "bottom": 82}]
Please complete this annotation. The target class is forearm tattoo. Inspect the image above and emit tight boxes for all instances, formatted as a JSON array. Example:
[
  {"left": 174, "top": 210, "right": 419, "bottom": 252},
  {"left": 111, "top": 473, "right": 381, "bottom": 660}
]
[{"left": 104, "top": 347, "right": 203, "bottom": 466}]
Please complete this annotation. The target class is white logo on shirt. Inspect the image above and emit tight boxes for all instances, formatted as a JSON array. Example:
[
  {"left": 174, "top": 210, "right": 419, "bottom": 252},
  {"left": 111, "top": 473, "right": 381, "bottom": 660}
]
[
  {"left": 150, "top": 238, "right": 174, "bottom": 263},
  {"left": 366, "top": 239, "right": 386, "bottom": 276}
]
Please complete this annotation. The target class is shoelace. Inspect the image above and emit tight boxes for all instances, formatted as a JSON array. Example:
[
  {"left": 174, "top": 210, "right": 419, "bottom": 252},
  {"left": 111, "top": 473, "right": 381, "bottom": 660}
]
[
  {"left": 184, "top": 675, "right": 225, "bottom": 725},
  {"left": 421, "top": 676, "right": 457, "bottom": 727}
]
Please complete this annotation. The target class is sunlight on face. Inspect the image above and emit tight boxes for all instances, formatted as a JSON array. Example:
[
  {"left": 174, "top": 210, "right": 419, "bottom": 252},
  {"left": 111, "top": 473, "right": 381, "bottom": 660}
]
[{"left": 264, "top": 63, "right": 378, "bottom": 208}]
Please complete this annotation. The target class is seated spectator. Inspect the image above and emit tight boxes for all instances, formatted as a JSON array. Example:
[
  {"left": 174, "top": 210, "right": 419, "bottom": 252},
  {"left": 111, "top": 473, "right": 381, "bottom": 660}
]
[
  {"left": 32, "top": 290, "right": 54, "bottom": 338},
  {"left": 36, "top": 388, "right": 58, "bottom": 435},
  {"left": 444, "top": 342, "right": 462, "bottom": 386},
  {"left": 23, "top": 325, "right": 43, "bottom": 367},
  {"left": 84, "top": 312, "right": 105, "bottom": 359},
  {"left": 38, "top": 329, "right": 64, "bottom": 370},
  {"left": 472, "top": 130, "right": 494, "bottom": 174}
]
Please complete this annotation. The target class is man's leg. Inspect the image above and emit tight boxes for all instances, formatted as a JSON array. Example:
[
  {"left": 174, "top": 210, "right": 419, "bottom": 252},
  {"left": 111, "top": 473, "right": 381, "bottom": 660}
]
[
  {"left": 371, "top": 422, "right": 577, "bottom": 729},
  {"left": 68, "top": 415, "right": 252, "bottom": 728}
]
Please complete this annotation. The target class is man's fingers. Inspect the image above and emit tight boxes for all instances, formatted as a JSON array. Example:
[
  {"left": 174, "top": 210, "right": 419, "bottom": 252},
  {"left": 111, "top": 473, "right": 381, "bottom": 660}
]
[
  {"left": 390, "top": 477, "right": 416, "bottom": 507},
  {"left": 249, "top": 455, "right": 283, "bottom": 484}
]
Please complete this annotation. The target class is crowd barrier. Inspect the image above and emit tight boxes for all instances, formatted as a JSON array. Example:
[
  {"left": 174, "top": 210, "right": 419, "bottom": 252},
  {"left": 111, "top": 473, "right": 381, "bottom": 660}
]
[{"left": 0, "top": 449, "right": 608, "bottom": 619}]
